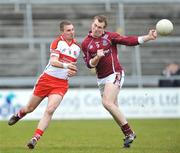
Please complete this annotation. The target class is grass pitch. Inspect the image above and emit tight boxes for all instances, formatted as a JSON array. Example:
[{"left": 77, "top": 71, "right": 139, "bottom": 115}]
[{"left": 0, "top": 119, "right": 180, "bottom": 153}]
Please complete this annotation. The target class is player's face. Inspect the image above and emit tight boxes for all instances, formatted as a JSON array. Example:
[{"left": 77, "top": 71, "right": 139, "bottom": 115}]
[
  {"left": 91, "top": 19, "right": 105, "bottom": 38},
  {"left": 63, "top": 24, "right": 75, "bottom": 42}
]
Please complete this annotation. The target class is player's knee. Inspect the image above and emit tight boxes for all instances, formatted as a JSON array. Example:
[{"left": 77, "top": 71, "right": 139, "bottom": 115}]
[
  {"left": 102, "top": 100, "right": 113, "bottom": 110},
  {"left": 45, "top": 106, "right": 56, "bottom": 115}
]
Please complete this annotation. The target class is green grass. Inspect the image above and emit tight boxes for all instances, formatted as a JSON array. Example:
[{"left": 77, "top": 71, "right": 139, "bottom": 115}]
[{"left": 0, "top": 119, "right": 180, "bottom": 153}]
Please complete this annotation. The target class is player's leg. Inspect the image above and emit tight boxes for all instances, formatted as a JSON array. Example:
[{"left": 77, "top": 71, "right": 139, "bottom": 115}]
[
  {"left": 8, "top": 95, "right": 44, "bottom": 126},
  {"left": 37, "top": 94, "right": 63, "bottom": 131},
  {"left": 27, "top": 94, "right": 63, "bottom": 149},
  {"left": 102, "top": 83, "right": 136, "bottom": 148},
  {"left": 102, "top": 83, "right": 127, "bottom": 126}
]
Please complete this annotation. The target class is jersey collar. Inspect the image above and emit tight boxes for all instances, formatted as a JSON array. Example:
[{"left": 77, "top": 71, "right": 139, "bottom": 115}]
[
  {"left": 88, "top": 31, "right": 106, "bottom": 38},
  {"left": 61, "top": 34, "right": 75, "bottom": 46}
]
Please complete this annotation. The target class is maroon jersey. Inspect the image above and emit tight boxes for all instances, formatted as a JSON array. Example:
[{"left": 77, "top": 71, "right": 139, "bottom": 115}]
[{"left": 81, "top": 31, "right": 139, "bottom": 78}]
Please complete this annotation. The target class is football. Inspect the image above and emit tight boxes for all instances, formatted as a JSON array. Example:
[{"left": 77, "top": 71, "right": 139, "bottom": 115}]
[{"left": 156, "top": 19, "right": 173, "bottom": 36}]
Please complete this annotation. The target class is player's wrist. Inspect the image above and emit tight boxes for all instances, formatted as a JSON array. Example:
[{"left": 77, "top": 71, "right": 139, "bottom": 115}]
[
  {"left": 138, "top": 36, "right": 145, "bottom": 44},
  {"left": 89, "top": 59, "right": 96, "bottom": 67}
]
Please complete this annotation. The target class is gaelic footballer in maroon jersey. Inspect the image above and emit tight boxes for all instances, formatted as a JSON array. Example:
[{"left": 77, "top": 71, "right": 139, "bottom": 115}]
[
  {"left": 82, "top": 31, "right": 139, "bottom": 78},
  {"left": 81, "top": 15, "right": 157, "bottom": 148}
]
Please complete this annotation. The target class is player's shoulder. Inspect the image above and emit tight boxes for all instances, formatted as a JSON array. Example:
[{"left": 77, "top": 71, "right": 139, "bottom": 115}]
[
  {"left": 50, "top": 36, "right": 62, "bottom": 49},
  {"left": 106, "top": 31, "right": 121, "bottom": 37},
  {"left": 73, "top": 39, "right": 81, "bottom": 49},
  {"left": 81, "top": 35, "right": 91, "bottom": 46},
  {"left": 83, "top": 35, "right": 91, "bottom": 41},
  {"left": 54, "top": 36, "right": 63, "bottom": 41},
  {"left": 52, "top": 36, "right": 62, "bottom": 43}
]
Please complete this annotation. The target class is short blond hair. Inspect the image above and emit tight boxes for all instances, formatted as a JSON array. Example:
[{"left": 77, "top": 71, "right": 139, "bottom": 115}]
[
  {"left": 59, "top": 20, "right": 73, "bottom": 32},
  {"left": 93, "top": 15, "right": 107, "bottom": 28}
]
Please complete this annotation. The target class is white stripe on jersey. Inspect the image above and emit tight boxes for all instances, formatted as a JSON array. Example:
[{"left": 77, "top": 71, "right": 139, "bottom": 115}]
[{"left": 51, "top": 53, "right": 59, "bottom": 57}]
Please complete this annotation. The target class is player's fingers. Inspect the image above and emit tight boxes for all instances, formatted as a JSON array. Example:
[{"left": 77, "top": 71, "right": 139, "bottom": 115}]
[
  {"left": 149, "top": 29, "right": 157, "bottom": 39},
  {"left": 152, "top": 31, "right": 157, "bottom": 38},
  {"left": 67, "top": 69, "right": 77, "bottom": 77},
  {"left": 71, "top": 62, "right": 77, "bottom": 65},
  {"left": 69, "top": 64, "right": 77, "bottom": 71},
  {"left": 97, "top": 50, "right": 105, "bottom": 57}
]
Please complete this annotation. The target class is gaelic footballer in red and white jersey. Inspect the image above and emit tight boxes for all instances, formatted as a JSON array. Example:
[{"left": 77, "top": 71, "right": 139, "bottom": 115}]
[{"left": 45, "top": 35, "right": 80, "bottom": 80}]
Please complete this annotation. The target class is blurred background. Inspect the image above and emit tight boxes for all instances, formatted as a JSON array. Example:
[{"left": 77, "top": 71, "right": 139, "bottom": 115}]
[
  {"left": 0, "top": 0, "right": 180, "bottom": 121},
  {"left": 0, "top": 0, "right": 180, "bottom": 88},
  {"left": 0, "top": 2, "right": 180, "bottom": 152}
]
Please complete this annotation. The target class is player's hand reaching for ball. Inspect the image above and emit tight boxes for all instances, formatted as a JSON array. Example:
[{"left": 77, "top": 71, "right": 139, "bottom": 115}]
[
  {"left": 141, "top": 29, "right": 157, "bottom": 42},
  {"left": 148, "top": 29, "right": 157, "bottom": 40}
]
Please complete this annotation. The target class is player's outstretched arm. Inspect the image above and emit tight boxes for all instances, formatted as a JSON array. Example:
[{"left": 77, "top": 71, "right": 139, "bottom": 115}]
[{"left": 141, "top": 29, "right": 157, "bottom": 42}]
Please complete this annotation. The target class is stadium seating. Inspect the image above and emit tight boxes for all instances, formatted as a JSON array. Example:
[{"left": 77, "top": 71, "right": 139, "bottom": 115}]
[{"left": 0, "top": 2, "right": 180, "bottom": 86}]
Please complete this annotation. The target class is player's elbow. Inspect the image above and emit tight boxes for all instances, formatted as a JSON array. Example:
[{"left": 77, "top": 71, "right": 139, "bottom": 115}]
[
  {"left": 50, "top": 55, "right": 59, "bottom": 66},
  {"left": 50, "top": 59, "right": 57, "bottom": 67}
]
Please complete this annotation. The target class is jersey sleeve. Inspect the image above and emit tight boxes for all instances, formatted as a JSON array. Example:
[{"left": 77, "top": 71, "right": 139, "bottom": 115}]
[
  {"left": 50, "top": 37, "right": 61, "bottom": 57},
  {"left": 111, "top": 32, "right": 139, "bottom": 46}
]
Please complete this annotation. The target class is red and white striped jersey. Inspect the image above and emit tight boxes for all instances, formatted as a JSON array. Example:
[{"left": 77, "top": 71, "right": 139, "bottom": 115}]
[{"left": 44, "top": 35, "right": 80, "bottom": 80}]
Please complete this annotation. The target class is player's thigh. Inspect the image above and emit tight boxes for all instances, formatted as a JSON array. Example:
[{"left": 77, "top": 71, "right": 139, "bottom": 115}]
[
  {"left": 47, "top": 94, "right": 63, "bottom": 111},
  {"left": 26, "top": 94, "right": 44, "bottom": 109},
  {"left": 103, "top": 83, "right": 120, "bottom": 103}
]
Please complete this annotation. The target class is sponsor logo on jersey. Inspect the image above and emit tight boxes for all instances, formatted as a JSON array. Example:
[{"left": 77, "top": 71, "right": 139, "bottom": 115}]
[
  {"left": 103, "top": 40, "right": 108, "bottom": 46},
  {"left": 95, "top": 42, "right": 100, "bottom": 48},
  {"left": 89, "top": 45, "right": 93, "bottom": 49}
]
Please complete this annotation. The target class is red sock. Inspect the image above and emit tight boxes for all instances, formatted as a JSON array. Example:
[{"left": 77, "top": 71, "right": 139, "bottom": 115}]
[
  {"left": 121, "top": 123, "right": 133, "bottom": 136},
  {"left": 33, "top": 129, "right": 44, "bottom": 141},
  {"left": 17, "top": 109, "right": 26, "bottom": 118}
]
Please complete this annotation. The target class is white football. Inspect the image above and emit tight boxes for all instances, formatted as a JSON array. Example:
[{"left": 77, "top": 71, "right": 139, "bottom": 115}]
[{"left": 156, "top": 19, "right": 173, "bottom": 36}]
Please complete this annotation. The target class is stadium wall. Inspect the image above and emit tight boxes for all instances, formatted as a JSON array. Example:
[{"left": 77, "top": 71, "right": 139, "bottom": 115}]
[
  {"left": 0, "top": 88, "right": 180, "bottom": 120},
  {"left": 1, "top": 1, "right": 180, "bottom": 87}
]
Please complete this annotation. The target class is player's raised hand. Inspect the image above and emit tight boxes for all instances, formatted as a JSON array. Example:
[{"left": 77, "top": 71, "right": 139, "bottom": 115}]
[
  {"left": 141, "top": 29, "right": 157, "bottom": 42},
  {"left": 148, "top": 29, "right": 157, "bottom": 40}
]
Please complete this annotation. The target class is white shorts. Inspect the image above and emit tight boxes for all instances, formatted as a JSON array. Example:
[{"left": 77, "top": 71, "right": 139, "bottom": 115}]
[{"left": 97, "top": 71, "right": 125, "bottom": 95}]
